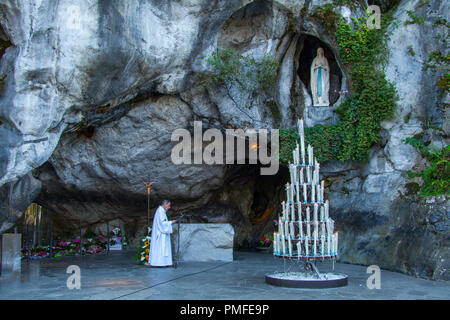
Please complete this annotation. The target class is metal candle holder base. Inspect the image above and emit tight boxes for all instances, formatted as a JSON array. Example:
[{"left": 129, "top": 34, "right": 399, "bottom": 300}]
[{"left": 265, "top": 272, "right": 348, "bottom": 289}]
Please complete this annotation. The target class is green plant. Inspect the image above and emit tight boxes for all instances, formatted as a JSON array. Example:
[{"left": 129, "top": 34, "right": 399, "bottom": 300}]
[
  {"left": 424, "top": 51, "right": 450, "bottom": 92},
  {"left": 404, "top": 10, "right": 425, "bottom": 26},
  {"left": 200, "top": 49, "right": 279, "bottom": 122},
  {"left": 407, "top": 45, "right": 416, "bottom": 56},
  {"left": 311, "top": 3, "right": 341, "bottom": 33},
  {"left": 404, "top": 137, "right": 450, "bottom": 196}
]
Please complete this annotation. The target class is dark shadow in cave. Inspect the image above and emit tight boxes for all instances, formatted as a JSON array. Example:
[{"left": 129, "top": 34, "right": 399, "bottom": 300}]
[{"left": 297, "top": 35, "right": 343, "bottom": 106}]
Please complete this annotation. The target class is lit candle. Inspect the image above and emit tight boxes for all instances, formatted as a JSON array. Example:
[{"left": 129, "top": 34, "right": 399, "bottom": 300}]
[
  {"left": 282, "top": 235, "right": 286, "bottom": 255},
  {"left": 289, "top": 165, "right": 294, "bottom": 185},
  {"left": 311, "top": 182, "right": 315, "bottom": 202},
  {"left": 297, "top": 241, "right": 301, "bottom": 258},
  {"left": 305, "top": 237, "right": 309, "bottom": 256},
  {"left": 291, "top": 203, "right": 296, "bottom": 222},
  {"left": 283, "top": 220, "right": 288, "bottom": 239},
  {"left": 296, "top": 144, "right": 300, "bottom": 165},
  {"left": 299, "top": 119, "right": 305, "bottom": 164},
  {"left": 321, "top": 180, "right": 324, "bottom": 203},
  {"left": 324, "top": 200, "right": 329, "bottom": 220},
  {"left": 316, "top": 184, "right": 321, "bottom": 203},
  {"left": 299, "top": 220, "right": 304, "bottom": 238},
  {"left": 320, "top": 206, "right": 324, "bottom": 222},
  {"left": 279, "top": 218, "right": 284, "bottom": 237},
  {"left": 273, "top": 233, "right": 277, "bottom": 254},
  {"left": 313, "top": 203, "right": 318, "bottom": 222},
  {"left": 313, "top": 232, "right": 317, "bottom": 256},
  {"left": 331, "top": 233, "right": 335, "bottom": 255},
  {"left": 290, "top": 221, "right": 295, "bottom": 239},
  {"left": 321, "top": 234, "right": 325, "bottom": 256},
  {"left": 314, "top": 221, "right": 319, "bottom": 244},
  {"left": 297, "top": 201, "right": 302, "bottom": 223},
  {"left": 289, "top": 184, "right": 294, "bottom": 203},
  {"left": 286, "top": 184, "right": 290, "bottom": 204},
  {"left": 327, "top": 233, "right": 331, "bottom": 255},
  {"left": 306, "top": 165, "right": 311, "bottom": 183},
  {"left": 303, "top": 183, "right": 307, "bottom": 203},
  {"left": 278, "top": 233, "right": 282, "bottom": 254},
  {"left": 300, "top": 168, "right": 304, "bottom": 184},
  {"left": 288, "top": 236, "right": 292, "bottom": 256},
  {"left": 306, "top": 207, "right": 311, "bottom": 238},
  {"left": 321, "top": 217, "right": 326, "bottom": 236},
  {"left": 293, "top": 164, "right": 297, "bottom": 186}
]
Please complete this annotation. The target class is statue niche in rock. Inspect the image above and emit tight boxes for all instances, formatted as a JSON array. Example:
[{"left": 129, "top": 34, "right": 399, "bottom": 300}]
[{"left": 310, "top": 48, "right": 330, "bottom": 107}]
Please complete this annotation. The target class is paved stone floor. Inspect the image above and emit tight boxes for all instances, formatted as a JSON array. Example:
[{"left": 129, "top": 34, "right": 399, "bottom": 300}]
[{"left": 0, "top": 250, "right": 448, "bottom": 300}]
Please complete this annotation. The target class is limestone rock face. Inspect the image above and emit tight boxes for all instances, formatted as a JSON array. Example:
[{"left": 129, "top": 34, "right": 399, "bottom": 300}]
[
  {"left": 173, "top": 223, "right": 234, "bottom": 262},
  {"left": 0, "top": 0, "right": 448, "bottom": 280}
]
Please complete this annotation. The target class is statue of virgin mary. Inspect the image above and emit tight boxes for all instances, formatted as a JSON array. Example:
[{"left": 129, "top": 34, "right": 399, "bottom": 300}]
[{"left": 310, "top": 47, "right": 330, "bottom": 106}]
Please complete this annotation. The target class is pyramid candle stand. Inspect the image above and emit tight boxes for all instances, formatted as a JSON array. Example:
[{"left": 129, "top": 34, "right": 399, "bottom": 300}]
[{"left": 265, "top": 118, "right": 347, "bottom": 289}]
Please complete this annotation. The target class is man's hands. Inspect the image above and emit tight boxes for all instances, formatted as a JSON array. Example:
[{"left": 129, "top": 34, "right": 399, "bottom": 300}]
[{"left": 171, "top": 220, "right": 176, "bottom": 224}]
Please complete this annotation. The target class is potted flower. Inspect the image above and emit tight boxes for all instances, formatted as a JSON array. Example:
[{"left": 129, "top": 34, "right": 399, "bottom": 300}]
[{"left": 255, "top": 234, "right": 273, "bottom": 252}]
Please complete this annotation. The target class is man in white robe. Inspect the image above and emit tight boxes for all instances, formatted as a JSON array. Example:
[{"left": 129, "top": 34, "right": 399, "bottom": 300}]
[{"left": 149, "top": 200, "right": 176, "bottom": 267}]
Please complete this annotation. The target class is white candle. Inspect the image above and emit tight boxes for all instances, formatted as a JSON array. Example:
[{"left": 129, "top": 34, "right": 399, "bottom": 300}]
[
  {"left": 331, "top": 234, "right": 335, "bottom": 255},
  {"left": 313, "top": 232, "right": 317, "bottom": 256},
  {"left": 313, "top": 203, "right": 318, "bottom": 222},
  {"left": 305, "top": 237, "right": 309, "bottom": 256},
  {"left": 320, "top": 206, "right": 324, "bottom": 222},
  {"left": 300, "top": 168, "right": 304, "bottom": 184},
  {"left": 316, "top": 184, "right": 321, "bottom": 203},
  {"left": 293, "top": 165, "right": 297, "bottom": 186},
  {"left": 296, "top": 144, "right": 300, "bottom": 165},
  {"left": 299, "top": 220, "right": 304, "bottom": 238},
  {"left": 289, "top": 165, "right": 294, "bottom": 185},
  {"left": 303, "top": 183, "right": 307, "bottom": 203},
  {"left": 288, "top": 236, "right": 292, "bottom": 256},
  {"left": 297, "top": 201, "right": 302, "bottom": 222},
  {"left": 314, "top": 221, "right": 319, "bottom": 243},
  {"left": 273, "top": 233, "right": 277, "bottom": 254},
  {"left": 306, "top": 165, "right": 311, "bottom": 183},
  {"left": 327, "top": 233, "right": 331, "bottom": 255},
  {"left": 296, "top": 181, "right": 300, "bottom": 204},
  {"left": 310, "top": 146, "right": 314, "bottom": 165},
  {"left": 290, "top": 221, "right": 295, "bottom": 239},
  {"left": 278, "top": 233, "right": 282, "bottom": 253},
  {"left": 296, "top": 241, "right": 301, "bottom": 257},
  {"left": 290, "top": 184, "right": 294, "bottom": 202},
  {"left": 284, "top": 220, "right": 289, "bottom": 239},
  {"left": 321, "top": 180, "right": 324, "bottom": 203},
  {"left": 279, "top": 218, "right": 284, "bottom": 237},
  {"left": 321, "top": 235, "right": 325, "bottom": 256},
  {"left": 321, "top": 218, "right": 326, "bottom": 237},
  {"left": 291, "top": 203, "right": 296, "bottom": 222},
  {"left": 282, "top": 235, "right": 286, "bottom": 255},
  {"left": 306, "top": 207, "right": 311, "bottom": 238},
  {"left": 299, "top": 119, "right": 305, "bottom": 164},
  {"left": 325, "top": 200, "right": 329, "bottom": 220},
  {"left": 311, "top": 182, "right": 315, "bottom": 202}
]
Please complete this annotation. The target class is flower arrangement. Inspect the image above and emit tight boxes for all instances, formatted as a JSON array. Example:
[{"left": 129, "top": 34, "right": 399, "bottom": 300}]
[
  {"left": 258, "top": 234, "right": 273, "bottom": 247},
  {"left": 137, "top": 236, "right": 151, "bottom": 264},
  {"left": 21, "top": 235, "right": 109, "bottom": 259}
]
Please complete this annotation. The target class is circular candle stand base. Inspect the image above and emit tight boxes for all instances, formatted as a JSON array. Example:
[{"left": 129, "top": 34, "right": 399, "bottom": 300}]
[{"left": 265, "top": 272, "right": 348, "bottom": 289}]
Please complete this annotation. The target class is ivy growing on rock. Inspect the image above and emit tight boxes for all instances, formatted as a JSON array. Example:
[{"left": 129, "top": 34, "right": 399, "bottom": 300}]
[
  {"left": 404, "top": 137, "right": 450, "bottom": 196},
  {"left": 200, "top": 48, "right": 279, "bottom": 123}
]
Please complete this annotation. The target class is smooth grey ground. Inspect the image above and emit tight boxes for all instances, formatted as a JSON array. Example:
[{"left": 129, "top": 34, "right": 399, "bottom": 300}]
[{"left": 0, "top": 251, "right": 448, "bottom": 300}]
